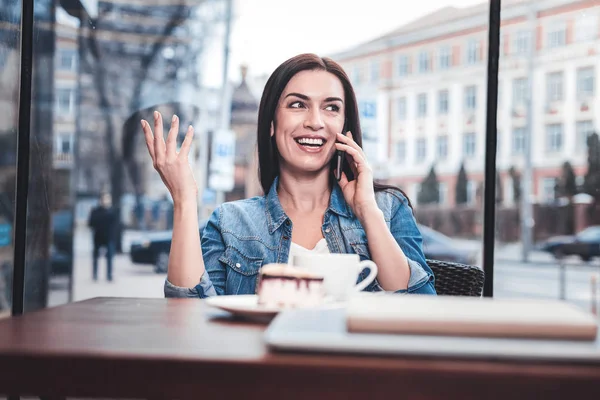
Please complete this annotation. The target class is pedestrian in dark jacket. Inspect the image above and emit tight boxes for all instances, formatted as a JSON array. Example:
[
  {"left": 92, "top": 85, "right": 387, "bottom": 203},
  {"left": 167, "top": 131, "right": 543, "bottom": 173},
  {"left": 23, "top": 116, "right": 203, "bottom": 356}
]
[{"left": 88, "top": 193, "right": 118, "bottom": 281}]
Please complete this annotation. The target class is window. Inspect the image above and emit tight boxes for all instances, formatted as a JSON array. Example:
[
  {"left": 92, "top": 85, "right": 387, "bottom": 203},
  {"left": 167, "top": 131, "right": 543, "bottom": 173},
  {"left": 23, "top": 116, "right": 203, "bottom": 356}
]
[
  {"left": 439, "top": 46, "right": 451, "bottom": 70},
  {"left": 513, "top": 30, "right": 531, "bottom": 55},
  {"left": 546, "top": 72, "right": 563, "bottom": 102},
  {"left": 395, "top": 140, "right": 406, "bottom": 163},
  {"left": 352, "top": 66, "right": 362, "bottom": 84},
  {"left": 58, "top": 49, "right": 77, "bottom": 71},
  {"left": 577, "top": 67, "right": 595, "bottom": 100},
  {"left": 467, "top": 181, "right": 477, "bottom": 205},
  {"left": 418, "top": 51, "right": 430, "bottom": 73},
  {"left": 396, "top": 97, "right": 407, "bottom": 120},
  {"left": 575, "top": 14, "right": 598, "bottom": 42},
  {"left": 464, "top": 85, "right": 477, "bottom": 111},
  {"left": 512, "top": 78, "right": 528, "bottom": 105},
  {"left": 512, "top": 127, "right": 526, "bottom": 154},
  {"left": 438, "top": 90, "right": 449, "bottom": 115},
  {"left": 370, "top": 60, "right": 380, "bottom": 83},
  {"left": 466, "top": 39, "right": 480, "bottom": 64},
  {"left": 397, "top": 55, "right": 409, "bottom": 77},
  {"left": 541, "top": 177, "right": 557, "bottom": 203},
  {"left": 546, "top": 124, "right": 563, "bottom": 152},
  {"left": 576, "top": 120, "right": 594, "bottom": 151},
  {"left": 463, "top": 132, "right": 476, "bottom": 157},
  {"left": 439, "top": 182, "right": 448, "bottom": 206},
  {"left": 416, "top": 138, "right": 427, "bottom": 161},
  {"left": 55, "top": 88, "right": 74, "bottom": 114},
  {"left": 436, "top": 135, "right": 448, "bottom": 159},
  {"left": 417, "top": 93, "right": 427, "bottom": 117},
  {"left": 56, "top": 134, "right": 73, "bottom": 154},
  {"left": 547, "top": 24, "right": 566, "bottom": 48}
]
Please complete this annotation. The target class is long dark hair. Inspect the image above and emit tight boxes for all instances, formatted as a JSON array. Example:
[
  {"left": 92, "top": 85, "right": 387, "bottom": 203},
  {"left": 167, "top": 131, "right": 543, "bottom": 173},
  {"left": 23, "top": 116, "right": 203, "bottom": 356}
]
[{"left": 256, "top": 53, "right": 412, "bottom": 207}]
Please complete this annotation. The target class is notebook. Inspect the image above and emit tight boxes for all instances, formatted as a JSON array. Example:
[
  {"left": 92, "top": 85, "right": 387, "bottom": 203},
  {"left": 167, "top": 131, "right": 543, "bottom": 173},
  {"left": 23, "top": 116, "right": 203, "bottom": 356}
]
[{"left": 346, "top": 294, "right": 599, "bottom": 340}]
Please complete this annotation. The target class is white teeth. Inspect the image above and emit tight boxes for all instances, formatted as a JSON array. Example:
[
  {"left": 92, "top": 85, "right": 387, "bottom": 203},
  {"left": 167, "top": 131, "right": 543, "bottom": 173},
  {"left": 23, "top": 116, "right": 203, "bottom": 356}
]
[{"left": 297, "top": 138, "right": 324, "bottom": 146}]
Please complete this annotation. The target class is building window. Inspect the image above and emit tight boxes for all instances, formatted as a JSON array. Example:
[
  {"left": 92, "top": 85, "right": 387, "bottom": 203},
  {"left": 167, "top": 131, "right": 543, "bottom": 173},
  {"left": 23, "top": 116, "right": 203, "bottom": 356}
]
[
  {"left": 56, "top": 133, "right": 73, "bottom": 154},
  {"left": 463, "top": 132, "right": 476, "bottom": 157},
  {"left": 464, "top": 85, "right": 477, "bottom": 111},
  {"left": 512, "top": 127, "right": 526, "bottom": 154},
  {"left": 576, "top": 120, "right": 594, "bottom": 151},
  {"left": 439, "top": 182, "right": 448, "bottom": 206},
  {"left": 397, "top": 97, "right": 407, "bottom": 120},
  {"left": 395, "top": 140, "right": 406, "bottom": 163},
  {"left": 397, "top": 55, "right": 409, "bottom": 77},
  {"left": 58, "top": 49, "right": 77, "bottom": 71},
  {"left": 546, "top": 72, "right": 563, "bottom": 102},
  {"left": 466, "top": 39, "right": 481, "bottom": 64},
  {"left": 416, "top": 138, "right": 427, "bottom": 161},
  {"left": 55, "top": 88, "right": 74, "bottom": 114},
  {"left": 575, "top": 14, "right": 598, "bottom": 42},
  {"left": 438, "top": 90, "right": 449, "bottom": 115},
  {"left": 512, "top": 78, "right": 528, "bottom": 105},
  {"left": 439, "top": 46, "right": 451, "bottom": 70},
  {"left": 547, "top": 24, "right": 566, "bottom": 48},
  {"left": 370, "top": 60, "right": 380, "bottom": 83},
  {"left": 514, "top": 30, "right": 531, "bottom": 55},
  {"left": 546, "top": 123, "right": 563, "bottom": 153},
  {"left": 467, "top": 180, "right": 477, "bottom": 205},
  {"left": 417, "top": 93, "right": 427, "bottom": 117},
  {"left": 352, "top": 66, "right": 362, "bottom": 85},
  {"left": 577, "top": 67, "right": 595, "bottom": 100},
  {"left": 418, "top": 51, "right": 430, "bottom": 73},
  {"left": 436, "top": 135, "right": 448, "bottom": 159},
  {"left": 541, "top": 177, "right": 558, "bottom": 203}
]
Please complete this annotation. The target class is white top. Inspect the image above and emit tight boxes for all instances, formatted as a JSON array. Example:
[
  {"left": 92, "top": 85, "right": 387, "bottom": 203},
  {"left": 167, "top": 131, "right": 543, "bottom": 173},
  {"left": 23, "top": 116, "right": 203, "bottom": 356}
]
[{"left": 288, "top": 238, "right": 330, "bottom": 265}]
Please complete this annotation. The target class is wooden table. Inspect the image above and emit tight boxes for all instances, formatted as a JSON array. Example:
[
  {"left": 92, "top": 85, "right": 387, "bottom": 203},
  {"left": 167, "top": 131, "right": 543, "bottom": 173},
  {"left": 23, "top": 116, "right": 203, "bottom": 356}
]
[{"left": 1, "top": 297, "right": 600, "bottom": 399}]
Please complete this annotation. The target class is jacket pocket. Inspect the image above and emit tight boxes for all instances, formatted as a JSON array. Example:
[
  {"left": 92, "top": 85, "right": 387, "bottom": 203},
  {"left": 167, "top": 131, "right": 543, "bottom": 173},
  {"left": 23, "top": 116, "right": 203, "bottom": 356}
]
[{"left": 219, "top": 246, "right": 263, "bottom": 294}]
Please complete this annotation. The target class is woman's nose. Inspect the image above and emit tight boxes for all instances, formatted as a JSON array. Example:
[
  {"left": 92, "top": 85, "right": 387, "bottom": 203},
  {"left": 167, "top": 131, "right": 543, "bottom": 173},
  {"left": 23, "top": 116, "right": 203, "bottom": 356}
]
[{"left": 303, "top": 108, "right": 324, "bottom": 131}]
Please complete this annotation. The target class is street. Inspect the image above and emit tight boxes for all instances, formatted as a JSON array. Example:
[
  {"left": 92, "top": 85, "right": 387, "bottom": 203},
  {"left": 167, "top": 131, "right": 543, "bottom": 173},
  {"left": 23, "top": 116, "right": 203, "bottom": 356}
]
[{"left": 49, "top": 227, "right": 600, "bottom": 313}]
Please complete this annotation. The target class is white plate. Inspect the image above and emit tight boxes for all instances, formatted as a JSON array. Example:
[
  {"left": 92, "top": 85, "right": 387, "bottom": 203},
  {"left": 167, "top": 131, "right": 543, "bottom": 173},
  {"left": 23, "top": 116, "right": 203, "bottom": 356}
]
[{"left": 205, "top": 295, "right": 344, "bottom": 320}]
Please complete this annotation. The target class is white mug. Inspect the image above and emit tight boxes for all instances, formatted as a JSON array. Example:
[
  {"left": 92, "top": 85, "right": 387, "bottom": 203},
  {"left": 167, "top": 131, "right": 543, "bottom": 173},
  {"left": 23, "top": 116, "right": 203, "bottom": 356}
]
[{"left": 292, "top": 253, "right": 378, "bottom": 300}]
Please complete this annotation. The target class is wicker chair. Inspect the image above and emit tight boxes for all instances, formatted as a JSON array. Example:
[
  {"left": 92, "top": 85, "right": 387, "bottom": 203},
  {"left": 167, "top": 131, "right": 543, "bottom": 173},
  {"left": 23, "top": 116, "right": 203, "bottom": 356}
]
[{"left": 426, "top": 259, "right": 485, "bottom": 297}]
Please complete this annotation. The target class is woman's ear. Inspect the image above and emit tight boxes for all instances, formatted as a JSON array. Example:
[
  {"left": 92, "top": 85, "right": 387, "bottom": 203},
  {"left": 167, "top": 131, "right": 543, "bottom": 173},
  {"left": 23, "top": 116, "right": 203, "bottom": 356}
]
[{"left": 270, "top": 122, "right": 274, "bottom": 137}]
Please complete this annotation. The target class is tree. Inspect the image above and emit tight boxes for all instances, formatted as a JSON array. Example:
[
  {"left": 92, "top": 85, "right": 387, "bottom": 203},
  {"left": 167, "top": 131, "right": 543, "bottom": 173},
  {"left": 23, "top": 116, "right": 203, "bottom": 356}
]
[
  {"left": 508, "top": 166, "right": 521, "bottom": 203},
  {"left": 583, "top": 132, "right": 600, "bottom": 201},
  {"left": 418, "top": 165, "right": 440, "bottom": 205},
  {"left": 455, "top": 162, "right": 468, "bottom": 205},
  {"left": 555, "top": 161, "right": 577, "bottom": 199}
]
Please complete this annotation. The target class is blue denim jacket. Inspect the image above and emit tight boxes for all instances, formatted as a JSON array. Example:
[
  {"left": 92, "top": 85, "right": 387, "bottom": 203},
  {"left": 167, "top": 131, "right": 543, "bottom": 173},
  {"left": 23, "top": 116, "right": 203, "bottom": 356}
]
[{"left": 165, "top": 178, "right": 437, "bottom": 298}]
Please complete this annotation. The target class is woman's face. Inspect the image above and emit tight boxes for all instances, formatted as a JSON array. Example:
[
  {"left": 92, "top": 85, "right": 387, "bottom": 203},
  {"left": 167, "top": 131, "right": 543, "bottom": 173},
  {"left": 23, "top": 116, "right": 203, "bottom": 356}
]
[{"left": 272, "top": 69, "right": 346, "bottom": 176}]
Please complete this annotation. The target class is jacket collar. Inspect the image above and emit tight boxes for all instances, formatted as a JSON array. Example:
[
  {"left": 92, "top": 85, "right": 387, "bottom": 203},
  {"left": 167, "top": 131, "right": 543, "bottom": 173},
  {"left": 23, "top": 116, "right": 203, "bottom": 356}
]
[{"left": 265, "top": 176, "right": 352, "bottom": 234}]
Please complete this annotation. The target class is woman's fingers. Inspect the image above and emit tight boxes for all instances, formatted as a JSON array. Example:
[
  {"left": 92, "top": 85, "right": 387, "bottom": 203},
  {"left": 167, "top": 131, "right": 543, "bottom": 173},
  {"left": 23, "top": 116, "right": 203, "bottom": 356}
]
[
  {"left": 166, "top": 114, "right": 179, "bottom": 157},
  {"left": 336, "top": 132, "right": 366, "bottom": 158},
  {"left": 140, "top": 120, "right": 155, "bottom": 160},
  {"left": 335, "top": 142, "right": 371, "bottom": 174},
  {"left": 153, "top": 111, "right": 166, "bottom": 166},
  {"left": 179, "top": 125, "right": 194, "bottom": 157}
]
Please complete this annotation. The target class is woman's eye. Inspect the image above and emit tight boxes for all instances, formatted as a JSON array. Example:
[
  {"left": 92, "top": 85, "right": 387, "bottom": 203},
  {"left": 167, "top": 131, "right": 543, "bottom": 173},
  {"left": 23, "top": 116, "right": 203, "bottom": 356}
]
[
  {"left": 325, "top": 104, "right": 340, "bottom": 112},
  {"left": 289, "top": 101, "right": 304, "bottom": 109}
]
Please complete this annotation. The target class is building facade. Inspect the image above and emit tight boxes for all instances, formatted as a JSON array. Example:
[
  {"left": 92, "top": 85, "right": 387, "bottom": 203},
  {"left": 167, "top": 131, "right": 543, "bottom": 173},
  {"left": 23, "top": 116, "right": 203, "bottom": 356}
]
[{"left": 333, "top": 0, "right": 599, "bottom": 207}]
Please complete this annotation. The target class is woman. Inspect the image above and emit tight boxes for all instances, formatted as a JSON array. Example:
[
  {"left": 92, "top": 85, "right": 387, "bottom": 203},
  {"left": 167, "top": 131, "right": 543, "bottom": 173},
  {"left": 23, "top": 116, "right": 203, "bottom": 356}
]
[{"left": 140, "top": 53, "right": 436, "bottom": 298}]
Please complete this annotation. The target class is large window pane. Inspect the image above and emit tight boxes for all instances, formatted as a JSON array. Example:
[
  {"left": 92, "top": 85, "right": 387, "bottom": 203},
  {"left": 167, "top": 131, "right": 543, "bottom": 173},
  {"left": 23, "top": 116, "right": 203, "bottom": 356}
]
[
  {"left": 497, "top": 0, "right": 600, "bottom": 311},
  {"left": 0, "top": 1, "right": 20, "bottom": 317}
]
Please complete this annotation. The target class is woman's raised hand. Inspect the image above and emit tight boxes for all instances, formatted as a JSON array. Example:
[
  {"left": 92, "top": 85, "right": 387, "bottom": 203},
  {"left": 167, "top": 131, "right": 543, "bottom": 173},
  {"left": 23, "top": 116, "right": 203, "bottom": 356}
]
[{"left": 141, "top": 111, "right": 197, "bottom": 204}]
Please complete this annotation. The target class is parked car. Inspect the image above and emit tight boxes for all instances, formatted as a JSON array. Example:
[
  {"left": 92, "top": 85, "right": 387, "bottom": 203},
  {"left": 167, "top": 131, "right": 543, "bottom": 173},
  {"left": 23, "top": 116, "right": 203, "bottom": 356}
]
[
  {"left": 418, "top": 224, "right": 480, "bottom": 266},
  {"left": 130, "top": 219, "right": 208, "bottom": 273},
  {"left": 537, "top": 226, "right": 600, "bottom": 262},
  {"left": 131, "top": 220, "right": 480, "bottom": 273}
]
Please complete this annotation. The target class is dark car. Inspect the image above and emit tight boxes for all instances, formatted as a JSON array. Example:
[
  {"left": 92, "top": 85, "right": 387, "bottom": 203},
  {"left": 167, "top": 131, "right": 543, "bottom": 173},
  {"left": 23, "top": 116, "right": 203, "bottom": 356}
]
[
  {"left": 537, "top": 226, "right": 600, "bottom": 262},
  {"left": 130, "top": 219, "right": 208, "bottom": 273},
  {"left": 51, "top": 209, "right": 73, "bottom": 275},
  {"left": 418, "top": 224, "right": 480, "bottom": 266}
]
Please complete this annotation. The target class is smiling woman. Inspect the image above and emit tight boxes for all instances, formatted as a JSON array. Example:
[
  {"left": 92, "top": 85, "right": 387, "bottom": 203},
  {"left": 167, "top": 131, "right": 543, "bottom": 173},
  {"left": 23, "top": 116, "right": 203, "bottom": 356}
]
[{"left": 140, "top": 53, "right": 437, "bottom": 299}]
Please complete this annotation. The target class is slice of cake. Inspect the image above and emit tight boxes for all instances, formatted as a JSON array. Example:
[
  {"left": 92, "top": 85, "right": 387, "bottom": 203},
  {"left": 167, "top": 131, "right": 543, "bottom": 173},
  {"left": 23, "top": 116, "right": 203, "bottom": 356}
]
[{"left": 257, "top": 264, "right": 325, "bottom": 308}]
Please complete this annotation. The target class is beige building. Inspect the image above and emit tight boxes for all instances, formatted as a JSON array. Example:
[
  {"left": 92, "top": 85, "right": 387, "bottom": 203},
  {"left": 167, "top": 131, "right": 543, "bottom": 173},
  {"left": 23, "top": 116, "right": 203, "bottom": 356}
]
[{"left": 332, "top": 0, "right": 599, "bottom": 207}]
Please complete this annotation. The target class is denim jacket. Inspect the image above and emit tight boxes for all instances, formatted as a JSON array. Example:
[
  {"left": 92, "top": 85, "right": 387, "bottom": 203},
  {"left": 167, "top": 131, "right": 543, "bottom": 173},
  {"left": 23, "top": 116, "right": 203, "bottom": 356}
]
[{"left": 165, "top": 178, "right": 437, "bottom": 298}]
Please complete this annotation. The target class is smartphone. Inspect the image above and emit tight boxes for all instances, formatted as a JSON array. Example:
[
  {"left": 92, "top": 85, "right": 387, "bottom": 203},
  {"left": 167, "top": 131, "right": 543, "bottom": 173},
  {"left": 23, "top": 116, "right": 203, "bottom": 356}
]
[{"left": 335, "top": 121, "right": 347, "bottom": 181}]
